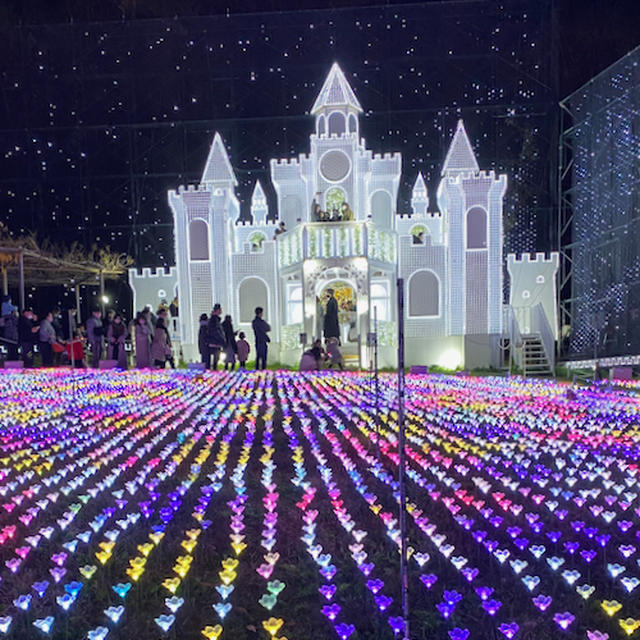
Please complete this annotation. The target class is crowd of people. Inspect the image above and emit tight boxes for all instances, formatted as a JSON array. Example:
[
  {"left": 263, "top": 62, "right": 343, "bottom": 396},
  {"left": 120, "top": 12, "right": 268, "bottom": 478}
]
[
  {"left": 0, "top": 295, "right": 182, "bottom": 370},
  {"left": 197, "top": 304, "right": 271, "bottom": 370},
  {"left": 0, "top": 289, "right": 347, "bottom": 372}
]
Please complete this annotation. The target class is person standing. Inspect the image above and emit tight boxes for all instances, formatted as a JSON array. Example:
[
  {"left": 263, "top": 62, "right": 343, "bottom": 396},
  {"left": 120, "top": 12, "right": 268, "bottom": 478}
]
[
  {"left": 18, "top": 308, "right": 38, "bottom": 367},
  {"left": 323, "top": 288, "right": 340, "bottom": 343},
  {"left": 38, "top": 312, "right": 57, "bottom": 367},
  {"left": 207, "top": 304, "right": 226, "bottom": 371},
  {"left": 236, "top": 331, "right": 250, "bottom": 369},
  {"left": 156, "top": 308, "right": 175, "bottom": 368},
  {"left": 325, "top": 336, "right": 344, "bottom": 370},
  {"left": 252, "top": 306, "right": 271, "bottom": 370},
  {"left": 107, "top": 314, "right": 127, "bottom": 369},
  {"left": 197, "top": 313, "right": 209, "bottom": 369},
  {"left": 151, "top": 317, "right": 169, "bottom": 368},
  {"left": 134, "top": 312, "right": 152, "bottom": 368},
  {"left": 86, "top": 308, "right": 104, "bottom": 368},
  {"left": 222, "top": 314, "right": 237, "bottom": 371}
]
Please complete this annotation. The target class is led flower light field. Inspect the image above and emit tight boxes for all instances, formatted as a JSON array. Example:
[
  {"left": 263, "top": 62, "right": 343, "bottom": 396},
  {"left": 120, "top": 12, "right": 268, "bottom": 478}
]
[{"left": 0, "top": 371, "right": 639, "bottom": 640}]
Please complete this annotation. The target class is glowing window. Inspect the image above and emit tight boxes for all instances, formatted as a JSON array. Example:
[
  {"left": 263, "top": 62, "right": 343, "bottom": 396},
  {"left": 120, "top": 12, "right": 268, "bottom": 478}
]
[
  {"left": 189, "top": 219, "right": 209, "bottom": 261},
  {"left": 467, "top": 207, "right": 487, "bottom": 249},
  {"left": 408, "top": 270, "right": 439, "bottom": 317},
  {"left": 239, "top": 278, "right": 268, "bottom": 323},
  {"left": 318, "top": 115, "right": 326, "bottom": 136},
  {"left": 287, "top": 285, "right": 303, "bottom": 325},
  {"left": 348, "top": 113, "right": 357, "bottom": 133},
  {"left": 371, "top": 282, "right": 390, "bottom": 322},
  {"left": 371, "top": 191, "right": 393, "bottom": 228}
]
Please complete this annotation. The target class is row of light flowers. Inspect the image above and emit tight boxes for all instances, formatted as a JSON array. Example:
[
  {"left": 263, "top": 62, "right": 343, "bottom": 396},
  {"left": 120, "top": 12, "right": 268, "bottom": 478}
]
[{"left": 0, "top": 369, "right": 638, "bottom": 638}]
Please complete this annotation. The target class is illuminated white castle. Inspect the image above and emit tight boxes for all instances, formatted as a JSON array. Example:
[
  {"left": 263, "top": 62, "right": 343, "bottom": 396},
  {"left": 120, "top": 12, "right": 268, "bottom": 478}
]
[{"left": 130, "top": 64, "right": 558, "bottom": 369}]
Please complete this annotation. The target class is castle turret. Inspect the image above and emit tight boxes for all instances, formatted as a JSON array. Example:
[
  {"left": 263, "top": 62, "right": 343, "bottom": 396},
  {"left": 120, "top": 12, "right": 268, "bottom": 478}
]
[
  {"left": 250, "top": 180, "right": 268, "bottom": 225},
  {"left": 311, "top": 62, "right": 363, "bottom": 138},
  {"left": 411, "top": 172, "right": 429, "bottom": 215},
  {"left": 437, "top": 120, "right": 506, "bottom": 336},
  {"left": 168, "top": 131, "right": 239, "bottom": 352}
]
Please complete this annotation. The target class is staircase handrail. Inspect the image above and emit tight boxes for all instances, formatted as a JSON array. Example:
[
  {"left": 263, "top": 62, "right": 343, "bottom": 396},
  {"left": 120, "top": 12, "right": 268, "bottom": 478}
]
[{"left": 532, "top": 302, "right": 556, "bottom": 374}]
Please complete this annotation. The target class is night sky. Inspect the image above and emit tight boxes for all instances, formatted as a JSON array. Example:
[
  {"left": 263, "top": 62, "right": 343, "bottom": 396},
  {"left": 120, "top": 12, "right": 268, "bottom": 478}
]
[{"left": 0, "top": 0, "right": 638, "bottom": 313}]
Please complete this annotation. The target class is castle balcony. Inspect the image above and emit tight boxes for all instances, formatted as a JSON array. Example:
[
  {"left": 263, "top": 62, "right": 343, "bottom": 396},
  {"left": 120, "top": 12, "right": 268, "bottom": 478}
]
[{"left": 277, "top": 221, "right": 396, "bottom": 269}]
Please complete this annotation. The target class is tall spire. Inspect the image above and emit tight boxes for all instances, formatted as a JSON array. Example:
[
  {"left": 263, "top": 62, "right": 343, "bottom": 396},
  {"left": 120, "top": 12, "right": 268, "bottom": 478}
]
[
  {"left": 250, "top": 180, "right": 268, "bottom": 224},
  {"left": 201, "top": 132, "right": 238, "bottom": 186},
  {"left": 411, "top": 172, "right": 429, "bottom": 215},
  {"left": 441, "top": 120, "right": 479, "bottom": 176},
  {"left": 311, "top": 63, "right": 363, "bottom": 115}
]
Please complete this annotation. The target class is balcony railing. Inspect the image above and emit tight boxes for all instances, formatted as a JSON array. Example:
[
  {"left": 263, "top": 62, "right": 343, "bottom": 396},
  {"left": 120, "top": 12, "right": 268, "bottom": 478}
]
[{"left": 277, "top": 221, "right": 396, "bottom": 268}]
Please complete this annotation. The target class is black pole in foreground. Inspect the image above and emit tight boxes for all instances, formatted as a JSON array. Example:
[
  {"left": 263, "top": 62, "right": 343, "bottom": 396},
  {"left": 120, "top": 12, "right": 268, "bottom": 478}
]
[{"left": 396, "top": 277, "right": 409, "bottom": 639}]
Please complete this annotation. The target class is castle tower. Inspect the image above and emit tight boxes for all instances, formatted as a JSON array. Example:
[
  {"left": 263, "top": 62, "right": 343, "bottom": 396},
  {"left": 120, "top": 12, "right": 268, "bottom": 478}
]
[
  {"left": 169, "top": 132, "right": 239, "bottom": 349},
  {"left": 437, "top": 120, "right": 506, "bottom": 336},
  {"left": 411, "top": 172, "right": 429, "bottom": 215},
  {"left": 250, "top": 180, "right": 269, "bottom": 225}
]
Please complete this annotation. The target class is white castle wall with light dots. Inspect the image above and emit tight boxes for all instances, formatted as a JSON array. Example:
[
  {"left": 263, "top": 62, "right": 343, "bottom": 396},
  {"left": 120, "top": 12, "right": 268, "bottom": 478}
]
[{"left": 129, "top": 63, "right": 558, "bottom": 369}]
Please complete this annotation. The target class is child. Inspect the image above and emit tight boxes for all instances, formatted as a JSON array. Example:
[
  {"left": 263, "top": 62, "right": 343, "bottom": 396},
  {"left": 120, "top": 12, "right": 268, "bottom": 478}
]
[
  {"left": 65, "top": 332, "right": 86, "bottom": 368},
  {"left": 236, "top": 331, "right": 250, "bottom": 369}
]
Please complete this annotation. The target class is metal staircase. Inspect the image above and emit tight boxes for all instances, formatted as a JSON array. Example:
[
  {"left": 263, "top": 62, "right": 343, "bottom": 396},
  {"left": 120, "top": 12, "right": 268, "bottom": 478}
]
[{"left": 521, "top": 334, "right": 553, "bottom": 376}]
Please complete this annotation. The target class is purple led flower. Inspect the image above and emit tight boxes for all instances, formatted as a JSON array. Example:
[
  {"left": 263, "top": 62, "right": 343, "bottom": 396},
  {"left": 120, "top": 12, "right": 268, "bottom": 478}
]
[
  {"left": 553, "top": 612, "right": 575, "bottom": 630},
  {"left": 375, "top": 595, "right": 392, "bottom": 611},
  {"left": 482, "top": 599, "right": 502, "bottom": 616},
  {"left": 532, "top": 594, "right": 552, "bottom": 611},
  {"left": 334, "top": 622, "right": 355, "bottom": 639},
  {"left": 321, "top": 604, "right": 341, "bottom": 621},
  {"left": 498, "top": 622, "right": 519, "bottom": 639},
  {"left": 449, "top": 629, "right": 470, "bottom": 640},
  {"left": 475, "top": 586, "right": 493, "bottom": 601},
  {"left": 420, "top": 574, "right": 437, "bottom": 589},
  {"left": 319, "top": 584, "right": 337, "bottom": 601},
  {"left": 366, "top": 579, "right": 384, "bottom": 594},
  {"left": 388, "top": 616, "right": 405, "bottom": 635}
]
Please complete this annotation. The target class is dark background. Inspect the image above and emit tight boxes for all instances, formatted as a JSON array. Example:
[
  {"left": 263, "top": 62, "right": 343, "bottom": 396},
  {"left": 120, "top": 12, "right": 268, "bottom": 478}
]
[{"left": 0, "top": 0, "right": 638, "bottom": 327}]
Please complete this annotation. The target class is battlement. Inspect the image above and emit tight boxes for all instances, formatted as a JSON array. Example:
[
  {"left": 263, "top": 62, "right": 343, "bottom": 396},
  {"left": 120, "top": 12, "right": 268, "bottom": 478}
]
[
  {"left": 507, "top": 252, "right": 560, "bottom": 266},
  {"left": 169, "top": 183, "right": 215, "bottom": 197},
  {"left": 128, "top": 266, "right": 178, "bottom": 279},
  {"left": 372, "top": 152, "right": 401, "bottom": 162},
  {"left": 397, "top": 210, "right": 442, "bottom": 219},
  {"left": 236, "top": 218, "right": 277, "bottom": 226},
  {"left": 444, "top": 169, "right": 508, "bottom": 184},
  {"left": 271, "top": 155, "right": 309, "bottom": 168}
]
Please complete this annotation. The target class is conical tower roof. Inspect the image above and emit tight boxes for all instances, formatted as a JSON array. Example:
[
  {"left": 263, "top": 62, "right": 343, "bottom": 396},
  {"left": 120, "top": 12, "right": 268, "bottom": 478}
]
[
  {"left": 412, "top": 172, "right": 427, "bottom": 196},
  {"left": 251, "top": 180, "right": 266, "bottom": 203},
  {"left": 311, "top": 63, "right": 363, "bottom": 115},
  {"left": 201, "top": 132, "right": 238, "bottom": 185},
  {"left": 441, "top": 120, "right": 479, "bottom": 176}
]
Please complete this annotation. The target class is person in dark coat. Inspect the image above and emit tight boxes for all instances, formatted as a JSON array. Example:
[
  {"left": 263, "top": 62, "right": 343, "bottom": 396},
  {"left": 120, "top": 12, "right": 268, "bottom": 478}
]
[
  {"left": 252, "top": 306, "right": 271, "bottom": 370},
  {"left": 323, "top": 288, "right": 340, "bottom": 343},
  {"left": 222, "top": 315, "right": 237, "bottom": 370},
  {"left": 18, "top": 308, "right": 38, "bottom": 368},
  {"left": 207, "top": 304, "right": 226, "bottom": 371},
  {"left": 197, "top": 313, "right": 209, "bottom": 368}
]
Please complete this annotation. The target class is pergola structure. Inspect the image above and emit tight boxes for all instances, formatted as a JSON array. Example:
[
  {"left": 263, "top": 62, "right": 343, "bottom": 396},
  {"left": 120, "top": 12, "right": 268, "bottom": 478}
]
[{"left": 0, "top": 231, "right": 131, "bottom": 318}]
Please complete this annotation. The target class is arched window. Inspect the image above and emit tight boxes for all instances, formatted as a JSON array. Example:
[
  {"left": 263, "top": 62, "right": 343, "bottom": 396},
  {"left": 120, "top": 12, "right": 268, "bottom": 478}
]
[
  {"left": 371, "top": 191, "right": 393, "bottom": 228},
  {"left": 189, "top": 219, "right": 209, "bottom": 261},
  {"left": 347, "top": 114, "right": 357, "bottom": 134},
  {"left": 467, "top": 207, "right": 487, "bottom": 249},
  {"left": 239, "top": 278, "right": 268, "bottom": 324},
  {"left": 408, "top": 270, "right": 439, "bottom": 317},
  {"left": 286, "top": 284, "right": 303, "bottom": 325},
  {"left": 328, "top": 112, "right": 346, "bottom": 136},
  {"left": 318, "top": 115, "right": 326, "bottom": 136},
  {"left": 371, "top": 282, "right": 390, "bottom": 322}
]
